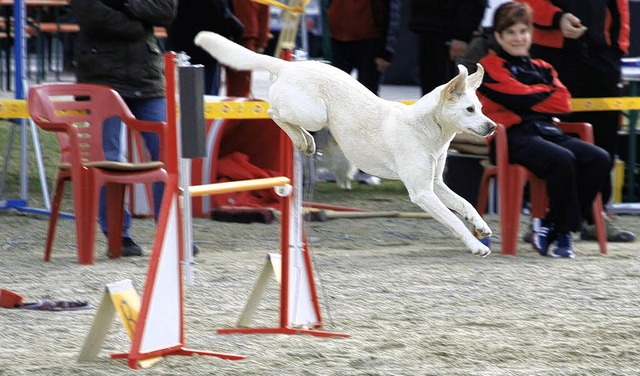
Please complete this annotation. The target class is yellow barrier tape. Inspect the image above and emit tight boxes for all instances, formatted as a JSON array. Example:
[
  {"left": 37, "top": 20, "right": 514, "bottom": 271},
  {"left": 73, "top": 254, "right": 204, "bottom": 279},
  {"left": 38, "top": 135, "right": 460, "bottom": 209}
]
[
  {"left": 571, "top": 97, "right": 640, "bottom": 112},
  {"left": 0, "top": 100, "right": 30, "bottom": 118},
  {"left": 2, "top": 97, "right": 640, "bottom": 120},
  {"left": 252, "top": 0, "right": 310, "bottom": 14},
  {"left": 401, "top": 97, "right": 640, "bottom": 112}
]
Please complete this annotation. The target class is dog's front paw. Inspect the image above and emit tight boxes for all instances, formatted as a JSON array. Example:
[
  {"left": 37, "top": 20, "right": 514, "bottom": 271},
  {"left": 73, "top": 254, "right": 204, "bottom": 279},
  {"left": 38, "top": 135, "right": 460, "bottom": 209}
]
[{"left": 471, "top": 242, "right": 491, "bottom": 257}]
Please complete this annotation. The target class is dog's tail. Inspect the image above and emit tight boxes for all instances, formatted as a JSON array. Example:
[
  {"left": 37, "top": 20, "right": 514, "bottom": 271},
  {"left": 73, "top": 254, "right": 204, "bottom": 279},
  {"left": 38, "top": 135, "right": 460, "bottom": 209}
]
[{"left": 194, "top": 31, "right": 286, "bottom": 74}]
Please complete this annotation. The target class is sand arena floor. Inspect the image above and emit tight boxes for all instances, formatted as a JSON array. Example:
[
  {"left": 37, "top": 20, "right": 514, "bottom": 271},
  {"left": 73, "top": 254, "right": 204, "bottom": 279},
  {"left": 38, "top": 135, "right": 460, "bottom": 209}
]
[{"left": 1, "top": 184, "right": 639, "bottom": 375}]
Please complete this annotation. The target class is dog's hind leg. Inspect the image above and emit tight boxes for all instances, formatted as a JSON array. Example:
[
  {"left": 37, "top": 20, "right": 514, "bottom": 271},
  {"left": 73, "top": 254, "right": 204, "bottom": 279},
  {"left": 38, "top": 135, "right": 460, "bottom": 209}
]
[{"left": 268, "top": 109, "right": 317, "bottom": 155}]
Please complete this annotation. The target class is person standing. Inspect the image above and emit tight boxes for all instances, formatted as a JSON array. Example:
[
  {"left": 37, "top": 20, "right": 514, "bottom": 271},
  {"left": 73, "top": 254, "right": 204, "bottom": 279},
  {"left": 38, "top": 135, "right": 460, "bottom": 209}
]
[
  {"left": 225, "top": 0, "right": 271, "bottom": 97},
  {"left": 325, "top": 0, "right": 401, "bottom": 185},
  {"left": 167, "top": 0, "right": 243, "bottom": 95},
  {"left": 71, "top": 0, "right": 177, "bottom": 256},
  {"left": 519, "top": 0, "right": 635, "bottom": 242},
  {"left": 326, "top": 0, "right": 401, "bottom": 96},
  {"left": 408, "top": 0, "right": 486, "bottom": 95}
]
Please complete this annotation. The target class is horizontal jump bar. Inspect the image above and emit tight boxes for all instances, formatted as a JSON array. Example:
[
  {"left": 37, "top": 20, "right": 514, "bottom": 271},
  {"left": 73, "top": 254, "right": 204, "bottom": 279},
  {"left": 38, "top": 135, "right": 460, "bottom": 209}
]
[
  {"left": 188, "top": 176, "right": 290, "bottom": 197},
  {"left": 3, "top": 97, "right": 640, "bottom": 120}
]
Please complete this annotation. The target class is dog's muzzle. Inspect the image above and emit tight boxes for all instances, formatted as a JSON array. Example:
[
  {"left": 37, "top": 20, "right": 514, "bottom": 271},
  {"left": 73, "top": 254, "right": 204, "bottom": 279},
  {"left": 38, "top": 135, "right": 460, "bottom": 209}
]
[{"left": 480, "top": 121, "right": 497, "bottom": 137}]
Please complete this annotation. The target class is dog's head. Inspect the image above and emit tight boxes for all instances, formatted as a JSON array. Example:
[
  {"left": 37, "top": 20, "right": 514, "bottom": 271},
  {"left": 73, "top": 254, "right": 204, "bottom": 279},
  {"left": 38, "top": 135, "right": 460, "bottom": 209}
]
[{"left": 437, "top": 64, "right": 496, "bottom": 138}]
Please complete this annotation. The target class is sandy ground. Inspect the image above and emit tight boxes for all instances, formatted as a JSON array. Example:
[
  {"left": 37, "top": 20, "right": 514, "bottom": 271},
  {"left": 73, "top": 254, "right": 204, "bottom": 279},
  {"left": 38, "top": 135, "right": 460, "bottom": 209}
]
[
  {"left": 3, "top": 50, "right": 640, "bottom": 375},
  {"left": 1, "top": 183, "right": 640, "bottom": 376}
]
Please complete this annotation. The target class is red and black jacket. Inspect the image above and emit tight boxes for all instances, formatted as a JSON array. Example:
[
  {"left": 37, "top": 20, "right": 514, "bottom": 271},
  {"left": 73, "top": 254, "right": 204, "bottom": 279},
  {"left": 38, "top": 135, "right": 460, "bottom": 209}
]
[
  {"left": 477, "top": 50, "right": 572, "bottom": 129},
  {"left": 518, "top": 0, "right": 630, "bottom": 55}
]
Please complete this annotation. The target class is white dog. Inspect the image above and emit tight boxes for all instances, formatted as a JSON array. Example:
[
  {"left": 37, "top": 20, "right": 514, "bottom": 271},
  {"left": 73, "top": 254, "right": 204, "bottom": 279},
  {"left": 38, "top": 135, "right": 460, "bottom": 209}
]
[{"left": 195, "top": 32, "right": 496, "bottom": 255}]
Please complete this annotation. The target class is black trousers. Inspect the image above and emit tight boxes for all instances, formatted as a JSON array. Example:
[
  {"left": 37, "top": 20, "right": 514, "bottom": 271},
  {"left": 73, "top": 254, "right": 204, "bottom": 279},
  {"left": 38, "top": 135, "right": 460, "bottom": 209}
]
[
  {"left": 416, "top": 33, "right": 456, "bottom": 95},
  {"left": 502, "top": 125, "right": 611, "bottom": 232},
  {"left": 330, "top": 38, "right": 381, "bottom": 94},
  {"left": 531, "top": 45, "right": 622, "bottom": 204}
]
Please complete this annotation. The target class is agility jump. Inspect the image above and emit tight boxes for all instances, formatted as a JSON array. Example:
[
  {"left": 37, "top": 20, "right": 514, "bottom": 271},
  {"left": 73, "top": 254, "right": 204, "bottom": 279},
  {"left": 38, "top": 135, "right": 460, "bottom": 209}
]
[{"left": 97, "top": 50, "right": 346, "bottom": 369}]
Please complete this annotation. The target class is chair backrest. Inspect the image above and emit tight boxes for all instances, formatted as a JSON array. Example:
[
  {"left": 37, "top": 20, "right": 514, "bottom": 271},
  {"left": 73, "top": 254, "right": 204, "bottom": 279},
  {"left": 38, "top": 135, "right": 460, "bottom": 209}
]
[{"left": 28, "top": 83, "right": 137, "bottom": 164}]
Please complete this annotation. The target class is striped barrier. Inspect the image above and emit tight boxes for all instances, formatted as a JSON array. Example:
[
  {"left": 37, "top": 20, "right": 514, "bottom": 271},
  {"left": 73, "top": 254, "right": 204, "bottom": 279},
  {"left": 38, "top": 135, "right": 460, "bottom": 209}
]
[{"left": 2, "top": 96, "right": 640, "bottom": 120}]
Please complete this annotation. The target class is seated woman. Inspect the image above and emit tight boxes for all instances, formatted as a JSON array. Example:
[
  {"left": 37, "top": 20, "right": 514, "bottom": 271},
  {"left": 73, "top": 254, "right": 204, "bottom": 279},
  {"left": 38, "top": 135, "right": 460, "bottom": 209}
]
[{"left": 477, "top": 2, "right": 610, "bottom": 258}]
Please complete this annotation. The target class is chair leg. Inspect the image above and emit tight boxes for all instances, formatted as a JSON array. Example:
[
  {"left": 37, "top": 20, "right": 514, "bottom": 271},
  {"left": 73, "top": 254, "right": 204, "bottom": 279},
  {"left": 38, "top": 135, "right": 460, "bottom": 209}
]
[
  {"left": 499, "top": 166, "right": 527, "bottom": 255},
  {"left": 76, "top": 180, "right": 100, "bottom": 265},
  {"left": 44, "top": 175, "right": 67, "bottom": 261},
  {"left": 476, "top": 166, "right": 496, "bottom": 215},
  {"left": 591, "top": 194, "right": 608, "bottom": 255}
]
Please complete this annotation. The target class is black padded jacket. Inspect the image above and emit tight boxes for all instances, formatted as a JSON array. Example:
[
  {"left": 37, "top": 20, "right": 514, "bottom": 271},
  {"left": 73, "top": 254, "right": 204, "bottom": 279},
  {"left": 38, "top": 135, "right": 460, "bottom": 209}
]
[{"left": 71, "top": 0, "right": 178, "bottom": 99}]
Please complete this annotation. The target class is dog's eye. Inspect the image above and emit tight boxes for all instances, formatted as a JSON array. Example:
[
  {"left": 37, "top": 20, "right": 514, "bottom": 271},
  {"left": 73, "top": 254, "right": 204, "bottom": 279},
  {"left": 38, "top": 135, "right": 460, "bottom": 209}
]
[{"left": 466, "top": 106, "right": 475, "bottom": 113}]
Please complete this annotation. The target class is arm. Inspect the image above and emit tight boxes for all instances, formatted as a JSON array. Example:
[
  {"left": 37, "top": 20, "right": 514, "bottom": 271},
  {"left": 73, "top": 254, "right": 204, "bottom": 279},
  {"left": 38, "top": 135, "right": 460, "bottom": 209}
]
[
  {"left": 451, "top": 0, "right": 486, "bottom": 42},
  {"left": 373, "top": 0, "right": 401, "bottom": 72},
  {"left": 519, "top": 0, "right": 586, "bottom": 39},
  {"left": 478, "top": 56, "right": 571, "bottom": 115},
  {"left": 376, "top": 0, "right": 401, "bottom": 62},
  {"left": 72, "top": 0, "right": 145, "bottom": 39},
  {"left": 127, "top": 0, "right": 178, "bottom": 27},
  {"left": 450, "top": 0, "right": 486, "bottom": 60}
]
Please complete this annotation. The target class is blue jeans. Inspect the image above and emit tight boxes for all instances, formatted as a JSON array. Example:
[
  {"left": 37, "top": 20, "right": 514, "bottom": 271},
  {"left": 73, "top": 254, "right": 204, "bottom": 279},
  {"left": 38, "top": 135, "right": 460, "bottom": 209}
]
[{"left": 99, "top": 97, "right": 166, "bottom": 238}]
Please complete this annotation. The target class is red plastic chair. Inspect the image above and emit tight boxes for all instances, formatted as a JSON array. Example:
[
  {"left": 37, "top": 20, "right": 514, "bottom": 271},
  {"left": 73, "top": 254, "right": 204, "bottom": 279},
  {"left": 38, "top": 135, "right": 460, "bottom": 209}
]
[
  {"left": 28, "top": 83, "right": 169, "bottom": 265},
  {"left": 476, "top": 121, "right": 607, "bottom": 256}
]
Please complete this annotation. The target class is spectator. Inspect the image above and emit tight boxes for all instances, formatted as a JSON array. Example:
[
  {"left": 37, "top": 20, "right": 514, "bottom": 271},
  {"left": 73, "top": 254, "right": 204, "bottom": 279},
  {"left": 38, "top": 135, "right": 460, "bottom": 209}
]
[
  {"left": 325, "top": 0, "right": 401, "bottom": 185},
  {"left": 71, "top": 0, "right": 177, "bottom": 256},
  {"left": 408, "top": 0, "right": 486, "bottom": 95},
  {"left": 167, "top": 0, "right": 243, "bottom": 95},
  {"left": 326, "top": 0, "right": 400, "bottom": 94},
  {"left": 225, "top": 0, "right": 271, "bottom": 97},
  {"left": 518, "top": 0, "right": 635, "bottom": 242},
  {"left": 478, "top": 2, "right": 612, "bottom": 258}
]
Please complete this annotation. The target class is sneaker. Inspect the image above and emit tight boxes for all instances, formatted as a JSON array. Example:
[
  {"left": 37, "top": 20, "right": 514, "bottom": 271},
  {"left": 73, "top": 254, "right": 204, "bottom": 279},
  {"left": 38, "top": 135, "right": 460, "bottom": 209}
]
[
  {"left": 121, "top": 237, "right": 143, "bottom": 257},
  {"left": 354, "top": 171, "right": 381, "bottom": 186},
  {"left": 581, "top": 216, "right": 636, "bottom": 242},
  {"left": 192, "top": 244, "right": 200, "bottom": 256},
  {"left": 548, "top": 232, "right": 576, "bottom": 258},
  {"left": 531, "top": 218, "right": 555, "bottom": 256},
  {"left": 522, "top": 230, "right": 532, "bottom": 243}
]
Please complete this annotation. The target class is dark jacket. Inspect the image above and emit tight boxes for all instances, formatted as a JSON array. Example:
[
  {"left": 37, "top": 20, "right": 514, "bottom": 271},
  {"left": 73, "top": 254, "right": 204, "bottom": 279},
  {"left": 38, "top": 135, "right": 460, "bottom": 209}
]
[
  {"left": 167, "top": 0, "right": 243, "bottom": 67},
  {"left": 519, "top": 0, "right": 629, "bottom": 55},
  {"left": 478, "top": 49, "right": 572, "bottom": 129},
  {"left": 327, "top": 0, "right": 401, "bottom": 62},
  {"left": 72, "top": 0, "right": 177, "bottom": 99},
  {"left": 408, "top": 0, "right": 486, "bottom": 43}
]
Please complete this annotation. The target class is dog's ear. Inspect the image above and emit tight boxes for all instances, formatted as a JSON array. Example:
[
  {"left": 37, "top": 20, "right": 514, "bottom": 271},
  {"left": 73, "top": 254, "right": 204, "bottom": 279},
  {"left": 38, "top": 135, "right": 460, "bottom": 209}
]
[
  {"left": 441, "top": 65, "right": 468, "bottom": 101},
  {"left": 467, "top": 64, "right": 484, "bottom": 90}
]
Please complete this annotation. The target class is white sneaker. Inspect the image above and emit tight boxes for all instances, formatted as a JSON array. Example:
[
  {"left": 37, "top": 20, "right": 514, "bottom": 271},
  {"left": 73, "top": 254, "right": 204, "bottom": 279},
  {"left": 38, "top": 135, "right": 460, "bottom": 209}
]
[{"left": 355, "top": 171, "right": 381, "bottom": 186}]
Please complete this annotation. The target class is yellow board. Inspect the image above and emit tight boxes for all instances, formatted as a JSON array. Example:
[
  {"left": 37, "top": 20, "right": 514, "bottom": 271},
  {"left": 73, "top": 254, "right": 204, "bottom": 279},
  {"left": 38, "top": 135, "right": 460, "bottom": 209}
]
[
  {"left": 78, "top": 280, "right": 163, "bottom": 369},
  {"left": 204, "top": 101, "right": 270, "bottom": 119},
  {"left": 108, "top": 280, "right": 142, "bottom": 340}
]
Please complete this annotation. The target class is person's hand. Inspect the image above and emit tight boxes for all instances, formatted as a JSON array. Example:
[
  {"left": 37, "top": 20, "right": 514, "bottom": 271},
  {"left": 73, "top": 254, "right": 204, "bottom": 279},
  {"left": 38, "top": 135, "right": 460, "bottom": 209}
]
[
  {"left": 559, "top": 13, "right": 587, "bottom": 39},
  {"left": 375, "top": 57, "right": 391, "bottom": 72},
  {"left": 449, "top": 39, "right": 468, "bottom": 60}
]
